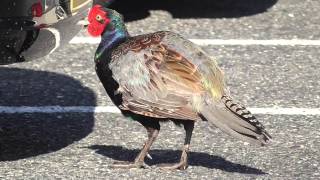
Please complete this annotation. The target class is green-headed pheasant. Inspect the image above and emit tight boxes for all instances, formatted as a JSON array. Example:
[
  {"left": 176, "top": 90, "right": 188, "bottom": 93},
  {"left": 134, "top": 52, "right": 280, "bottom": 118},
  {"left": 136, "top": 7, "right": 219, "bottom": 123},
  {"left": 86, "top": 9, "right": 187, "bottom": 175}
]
[{"left": 87, "top": 4, "right": 272, "bottom": 170}]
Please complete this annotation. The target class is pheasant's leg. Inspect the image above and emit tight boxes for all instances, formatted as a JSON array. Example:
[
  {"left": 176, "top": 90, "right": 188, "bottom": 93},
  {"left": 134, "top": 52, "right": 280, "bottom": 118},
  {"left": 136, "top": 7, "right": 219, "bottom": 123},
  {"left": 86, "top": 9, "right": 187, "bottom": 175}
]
[
  {"left": 158, "top": 121, "right": 194, "bottom": 170},
  {"left": 111, "top": 126, "right": 159, "bottom": 169}
]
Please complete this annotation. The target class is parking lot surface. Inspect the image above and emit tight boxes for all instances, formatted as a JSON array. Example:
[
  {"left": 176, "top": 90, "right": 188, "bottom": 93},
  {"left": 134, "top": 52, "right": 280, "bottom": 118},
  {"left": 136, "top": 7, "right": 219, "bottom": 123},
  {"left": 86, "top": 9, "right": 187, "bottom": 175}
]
[{"left": 1, "top": 0, "right": 320, "bottom": 179}]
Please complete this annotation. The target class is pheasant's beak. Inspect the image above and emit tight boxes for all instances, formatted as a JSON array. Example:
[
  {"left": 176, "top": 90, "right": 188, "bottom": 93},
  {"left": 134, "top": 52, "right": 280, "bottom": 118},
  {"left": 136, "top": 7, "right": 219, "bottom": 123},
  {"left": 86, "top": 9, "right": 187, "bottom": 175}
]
[{"left": 77, "top": 18, "right": 89, "bottom": 27}]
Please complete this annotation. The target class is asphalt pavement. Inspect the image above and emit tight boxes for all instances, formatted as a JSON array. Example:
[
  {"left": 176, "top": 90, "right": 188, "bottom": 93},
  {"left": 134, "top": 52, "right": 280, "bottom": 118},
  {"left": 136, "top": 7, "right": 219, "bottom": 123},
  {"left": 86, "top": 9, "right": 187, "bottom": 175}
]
[{"left": 1, "top": 0, "right": 320, "bottom": 179}]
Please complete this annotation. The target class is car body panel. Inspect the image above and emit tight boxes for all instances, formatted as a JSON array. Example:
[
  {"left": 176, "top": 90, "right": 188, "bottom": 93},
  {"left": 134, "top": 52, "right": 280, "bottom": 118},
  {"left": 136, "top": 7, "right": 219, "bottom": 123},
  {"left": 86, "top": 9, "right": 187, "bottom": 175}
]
[{"left": 0, "top": 0, "right": 93, "bottom": 65}]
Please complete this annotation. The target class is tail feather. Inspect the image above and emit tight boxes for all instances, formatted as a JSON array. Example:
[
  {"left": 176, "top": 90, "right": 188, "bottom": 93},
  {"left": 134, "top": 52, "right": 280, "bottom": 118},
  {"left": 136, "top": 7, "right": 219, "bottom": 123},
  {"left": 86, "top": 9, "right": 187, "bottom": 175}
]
[
  {"left": 200, "top": 95, "right": 272, "bottom": 146},
  {"left": 221, "top": 95, "right": 272, "bottom": 140}
]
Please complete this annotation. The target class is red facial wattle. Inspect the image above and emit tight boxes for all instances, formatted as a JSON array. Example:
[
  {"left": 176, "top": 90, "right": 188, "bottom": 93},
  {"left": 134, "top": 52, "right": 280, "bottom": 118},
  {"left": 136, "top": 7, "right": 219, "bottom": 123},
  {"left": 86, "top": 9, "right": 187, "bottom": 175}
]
[
  {"left": 88, "top": 20, "right": 107, "bottom": 37},
  {"left": 87, "top": 5, "right": 110, "bottom": 37}
]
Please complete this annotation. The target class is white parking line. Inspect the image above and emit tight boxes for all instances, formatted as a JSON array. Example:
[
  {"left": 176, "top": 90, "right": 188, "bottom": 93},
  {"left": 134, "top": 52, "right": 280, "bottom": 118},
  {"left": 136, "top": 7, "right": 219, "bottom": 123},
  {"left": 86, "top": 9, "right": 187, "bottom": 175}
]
[
  {"left": 1, "top": 106, "right": 319, "bottom": 115},
  {"left": 189, "top": 39, "right": 320, "bottom": 46},
  {"left": 248, "top": 108, "right": 320, "bottom": 115},
  {"left": 69, "top": 37, "right": 320, "bottom": 46}
]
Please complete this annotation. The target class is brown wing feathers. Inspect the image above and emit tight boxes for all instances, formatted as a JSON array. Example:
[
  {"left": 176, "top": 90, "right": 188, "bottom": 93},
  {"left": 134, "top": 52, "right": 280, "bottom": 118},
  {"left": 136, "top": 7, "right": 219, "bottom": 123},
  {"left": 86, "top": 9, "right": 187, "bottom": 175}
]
[
  {"left": 116, "top": 33, "right": 203, "bottom": 121},
  {"left": 112, "top": 32, "right": 271, "bottom": 145}
]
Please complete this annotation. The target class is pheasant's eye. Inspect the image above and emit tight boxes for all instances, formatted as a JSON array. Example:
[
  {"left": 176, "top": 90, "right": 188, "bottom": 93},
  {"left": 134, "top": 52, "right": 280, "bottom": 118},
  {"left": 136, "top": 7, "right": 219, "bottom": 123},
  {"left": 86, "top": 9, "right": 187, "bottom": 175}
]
[{"left": 96, "top": 15, "right": 103, "bottom": 22}]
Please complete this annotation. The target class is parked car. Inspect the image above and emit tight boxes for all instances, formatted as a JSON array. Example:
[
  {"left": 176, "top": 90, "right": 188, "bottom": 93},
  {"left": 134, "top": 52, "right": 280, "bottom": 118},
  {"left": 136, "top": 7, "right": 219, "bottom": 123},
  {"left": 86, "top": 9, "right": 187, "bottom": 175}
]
[{"left": 0, "top": 0, "right": 93, "bottom": 65}]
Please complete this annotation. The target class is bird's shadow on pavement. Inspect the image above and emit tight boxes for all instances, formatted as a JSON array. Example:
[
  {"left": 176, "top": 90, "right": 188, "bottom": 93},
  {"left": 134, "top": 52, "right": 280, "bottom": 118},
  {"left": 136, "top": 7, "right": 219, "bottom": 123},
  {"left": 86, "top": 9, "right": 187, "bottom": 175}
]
[
  {"left": 0, "top": 67, "right": 96, "bottom": 161},
  {"left": 101, "top": 0, "right": 278, "bottom": 22},
  {"left": 88, "top": 145, "right": 266, "bottom": 174}
]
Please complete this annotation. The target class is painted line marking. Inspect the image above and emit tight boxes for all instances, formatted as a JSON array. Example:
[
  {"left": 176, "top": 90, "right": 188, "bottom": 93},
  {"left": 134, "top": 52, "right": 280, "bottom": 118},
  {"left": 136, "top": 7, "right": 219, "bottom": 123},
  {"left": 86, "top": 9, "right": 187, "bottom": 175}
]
[
  {"left": 0, "top": 106, "right": 320, "bottom": 115},
  {"left": 189, "top": 39, "right": 320, "bottom": 46},
  {"left": 248, "top": 108, "right": 320, "bottom": 115},
  {"left": 0, "top": 106, "right": 121, "bottom": 114},
  {"left": 69, "top": 37, "right": 320, "bottom": 46}
]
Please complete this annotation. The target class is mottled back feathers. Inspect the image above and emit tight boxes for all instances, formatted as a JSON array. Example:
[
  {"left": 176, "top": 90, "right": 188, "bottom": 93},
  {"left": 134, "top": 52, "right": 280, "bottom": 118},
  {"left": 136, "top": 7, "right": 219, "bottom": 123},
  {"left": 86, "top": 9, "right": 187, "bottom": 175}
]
[{"left": 108, "top": 31, "right": 226, "bottom": 120}]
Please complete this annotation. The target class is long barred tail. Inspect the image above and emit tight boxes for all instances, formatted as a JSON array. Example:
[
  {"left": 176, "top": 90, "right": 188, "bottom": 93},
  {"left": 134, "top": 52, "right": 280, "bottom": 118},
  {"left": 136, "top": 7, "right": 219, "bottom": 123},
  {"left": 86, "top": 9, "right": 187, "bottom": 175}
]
[{"left": 200, "top": 95, "right": 272, "bottom": 146}]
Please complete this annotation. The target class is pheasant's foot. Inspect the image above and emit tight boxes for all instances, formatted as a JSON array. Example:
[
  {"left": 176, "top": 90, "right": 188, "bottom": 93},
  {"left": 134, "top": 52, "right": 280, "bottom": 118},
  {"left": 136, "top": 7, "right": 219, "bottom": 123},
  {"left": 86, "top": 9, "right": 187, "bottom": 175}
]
[
  {"left": 157, "top": 144, "right": 189, "bottom": 170},
  {"left": 157, "top": 161, "right": 188, "bottom": 170},
  {"left": 110, "top": 161, "right": 149, "bottom": 169}
]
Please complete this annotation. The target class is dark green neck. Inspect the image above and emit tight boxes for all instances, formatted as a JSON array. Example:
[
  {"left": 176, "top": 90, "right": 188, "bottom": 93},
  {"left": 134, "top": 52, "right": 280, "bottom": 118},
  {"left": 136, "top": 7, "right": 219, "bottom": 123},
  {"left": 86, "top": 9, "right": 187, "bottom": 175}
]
[{"left": 95, "top": 9, "right": 129, "bottom": 61}]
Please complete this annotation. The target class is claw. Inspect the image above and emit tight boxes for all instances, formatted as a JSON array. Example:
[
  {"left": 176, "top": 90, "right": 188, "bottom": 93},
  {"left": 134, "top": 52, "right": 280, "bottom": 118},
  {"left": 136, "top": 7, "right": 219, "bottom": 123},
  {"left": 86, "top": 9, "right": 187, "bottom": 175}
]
[
  {"left": 110, "top": 161, "right": 149, "bottom": 169},
  {"left": 146, "top": 153, "right": 152, "bottom": 160},
  {"left": 157, "top": 162, "right": 188, "bottom": 170}
]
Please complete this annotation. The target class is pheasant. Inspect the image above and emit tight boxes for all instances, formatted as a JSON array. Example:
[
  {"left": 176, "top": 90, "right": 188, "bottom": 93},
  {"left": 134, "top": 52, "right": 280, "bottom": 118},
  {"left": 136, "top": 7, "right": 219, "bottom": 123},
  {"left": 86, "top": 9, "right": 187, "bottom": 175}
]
[{"left": 87, "top": 5, "right": 272, "bottom": 170}]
